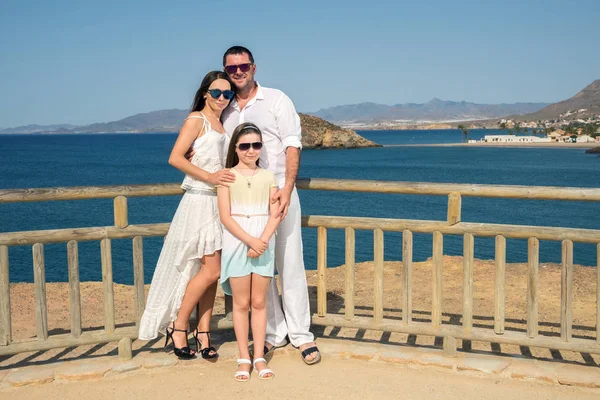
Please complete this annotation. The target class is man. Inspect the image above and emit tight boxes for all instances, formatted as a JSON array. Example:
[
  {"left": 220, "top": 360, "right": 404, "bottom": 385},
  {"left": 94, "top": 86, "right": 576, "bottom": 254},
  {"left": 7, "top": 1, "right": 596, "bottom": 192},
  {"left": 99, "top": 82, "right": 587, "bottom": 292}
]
[{"left": 221, "top": 46, "right": 320, "bottom": 364}]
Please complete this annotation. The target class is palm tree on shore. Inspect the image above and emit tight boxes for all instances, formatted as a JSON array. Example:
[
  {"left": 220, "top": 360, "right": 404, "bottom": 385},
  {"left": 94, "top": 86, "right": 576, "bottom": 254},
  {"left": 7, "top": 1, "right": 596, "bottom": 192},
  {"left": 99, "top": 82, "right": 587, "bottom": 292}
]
[{"left": 457, "top": 124, "right": 469, "bottom": 143}]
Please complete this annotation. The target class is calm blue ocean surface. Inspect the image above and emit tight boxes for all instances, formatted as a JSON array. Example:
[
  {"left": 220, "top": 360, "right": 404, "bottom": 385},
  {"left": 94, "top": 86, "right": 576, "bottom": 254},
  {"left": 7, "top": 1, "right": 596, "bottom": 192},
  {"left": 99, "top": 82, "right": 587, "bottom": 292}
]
[{"left": 1, "top": 129, "right": 599, "bottom": 284}]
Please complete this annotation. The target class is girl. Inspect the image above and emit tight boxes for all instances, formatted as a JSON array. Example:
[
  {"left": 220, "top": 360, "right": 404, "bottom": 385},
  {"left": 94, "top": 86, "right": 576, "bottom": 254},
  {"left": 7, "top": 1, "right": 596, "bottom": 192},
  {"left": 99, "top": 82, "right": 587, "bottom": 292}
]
[
  {"left": 218, "top": 123, "right": 281, "bottom": 381},
  {"left": 138, "top": 71, "right": 236, "bottom": 360}
]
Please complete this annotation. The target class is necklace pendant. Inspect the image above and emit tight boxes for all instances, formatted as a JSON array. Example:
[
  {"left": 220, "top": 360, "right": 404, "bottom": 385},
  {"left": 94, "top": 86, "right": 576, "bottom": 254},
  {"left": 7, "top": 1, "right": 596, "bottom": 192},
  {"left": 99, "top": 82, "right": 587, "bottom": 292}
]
[{"left": 247, "top": 182, "right": 251, "bottom": 188}]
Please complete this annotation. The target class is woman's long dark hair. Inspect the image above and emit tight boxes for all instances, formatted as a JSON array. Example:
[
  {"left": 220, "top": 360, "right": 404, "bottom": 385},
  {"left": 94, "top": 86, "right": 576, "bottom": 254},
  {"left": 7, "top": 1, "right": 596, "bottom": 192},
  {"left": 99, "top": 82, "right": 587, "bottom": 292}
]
[
  {"left": 225, "top": 123, "right": 263, "bottom": 168},
  {"left": 190, "top": 71, "right": 235, "bottom": 112}
]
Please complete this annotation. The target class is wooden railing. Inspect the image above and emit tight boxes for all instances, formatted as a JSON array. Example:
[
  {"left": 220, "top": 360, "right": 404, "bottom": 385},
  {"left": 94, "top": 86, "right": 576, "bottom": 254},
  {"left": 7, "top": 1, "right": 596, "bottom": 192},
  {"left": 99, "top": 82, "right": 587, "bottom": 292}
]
[{"left": 1, "top": 179, "right": 599, "bottom": 359}]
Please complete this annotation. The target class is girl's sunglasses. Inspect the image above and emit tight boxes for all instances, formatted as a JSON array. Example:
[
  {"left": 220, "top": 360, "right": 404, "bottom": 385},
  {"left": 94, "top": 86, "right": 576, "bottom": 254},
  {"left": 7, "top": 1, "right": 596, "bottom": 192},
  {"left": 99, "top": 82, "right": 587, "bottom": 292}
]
[
  {"left": 236, "top": 142, "right": 263, "bottom": 151},
  {"left": 208, "top": 89, "right": 235, "bottom": 100},
  {"left": 224, "top": 63, "right": 253, "bottom": 75}
]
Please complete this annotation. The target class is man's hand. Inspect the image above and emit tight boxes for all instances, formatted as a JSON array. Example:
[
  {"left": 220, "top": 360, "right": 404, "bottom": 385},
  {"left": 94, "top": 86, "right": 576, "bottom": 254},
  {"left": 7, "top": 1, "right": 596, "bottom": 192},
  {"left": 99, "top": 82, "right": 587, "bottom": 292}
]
[
  {"left": 271, "top": 185, "right": 293, "bottom": 219},
  {"left": 208, "top": 169, "right": 236, "bottom": 186},
  {"left": 184, "top": 146, "right": 195, "bottom": 161}
]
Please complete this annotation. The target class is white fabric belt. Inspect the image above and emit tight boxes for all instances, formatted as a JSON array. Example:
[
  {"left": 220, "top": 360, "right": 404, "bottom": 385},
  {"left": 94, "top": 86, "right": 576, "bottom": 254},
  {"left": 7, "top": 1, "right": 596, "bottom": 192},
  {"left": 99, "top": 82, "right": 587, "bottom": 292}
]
[
  {"left": 185, "top": 188, "right": 217, "bottom": 195},
  {"left": 231, "top": 213, "right": 269, "bottom": 218}
]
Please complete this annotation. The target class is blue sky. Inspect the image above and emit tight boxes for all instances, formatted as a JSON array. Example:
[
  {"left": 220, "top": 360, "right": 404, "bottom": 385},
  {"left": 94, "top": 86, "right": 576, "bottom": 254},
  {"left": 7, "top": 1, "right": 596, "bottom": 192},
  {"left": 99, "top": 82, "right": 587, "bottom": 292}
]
[{"left": 1, "top": 0, "right": 599, "bottom": 127}]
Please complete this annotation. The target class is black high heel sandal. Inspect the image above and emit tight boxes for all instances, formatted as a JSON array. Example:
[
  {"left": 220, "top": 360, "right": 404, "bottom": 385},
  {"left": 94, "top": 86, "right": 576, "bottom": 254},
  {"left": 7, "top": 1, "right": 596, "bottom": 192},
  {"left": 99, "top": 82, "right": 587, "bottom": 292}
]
[
  {"left": 194, "top": 329, "right": 218, "bottom": 359},
  {"left": 165, "top": 322, "right": 196, "bottom": 360}
]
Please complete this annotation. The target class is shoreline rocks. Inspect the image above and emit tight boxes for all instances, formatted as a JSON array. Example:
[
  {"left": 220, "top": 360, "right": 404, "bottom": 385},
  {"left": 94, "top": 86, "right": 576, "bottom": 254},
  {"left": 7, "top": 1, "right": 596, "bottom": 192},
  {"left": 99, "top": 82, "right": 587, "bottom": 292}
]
[{"left": 584, "top": 146, "right": 600, "bottom": 154}]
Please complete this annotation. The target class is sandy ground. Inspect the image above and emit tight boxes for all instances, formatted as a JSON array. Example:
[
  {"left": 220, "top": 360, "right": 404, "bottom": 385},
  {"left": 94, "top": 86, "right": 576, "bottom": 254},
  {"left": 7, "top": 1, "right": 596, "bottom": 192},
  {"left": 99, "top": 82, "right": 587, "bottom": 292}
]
[
  {"left": 2, "top": 256, "right": 599, "bottom": 368},
  {"left": 4, "top": 353, "right": 600, "bottom": 400}
]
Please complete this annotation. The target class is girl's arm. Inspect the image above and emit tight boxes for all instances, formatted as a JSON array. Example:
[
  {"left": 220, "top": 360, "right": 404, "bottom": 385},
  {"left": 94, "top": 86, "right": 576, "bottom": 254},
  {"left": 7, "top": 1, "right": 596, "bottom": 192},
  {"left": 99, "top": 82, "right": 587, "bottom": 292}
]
[
  {"left": 259, "top": 186, "right": 282, "bottom": 243},
  {"left": 169, "top": 118, "right": 234, "bottom": 186},
  {"left": 217, "top": 186, "right": 268, "bottom": 254}
]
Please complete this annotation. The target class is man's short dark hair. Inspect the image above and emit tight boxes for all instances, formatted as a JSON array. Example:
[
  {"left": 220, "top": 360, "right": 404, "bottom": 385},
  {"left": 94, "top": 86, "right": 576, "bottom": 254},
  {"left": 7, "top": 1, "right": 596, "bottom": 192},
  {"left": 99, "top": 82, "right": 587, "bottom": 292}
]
[{"left": 223, "top": 46, "right": 254, "bottom": 66}]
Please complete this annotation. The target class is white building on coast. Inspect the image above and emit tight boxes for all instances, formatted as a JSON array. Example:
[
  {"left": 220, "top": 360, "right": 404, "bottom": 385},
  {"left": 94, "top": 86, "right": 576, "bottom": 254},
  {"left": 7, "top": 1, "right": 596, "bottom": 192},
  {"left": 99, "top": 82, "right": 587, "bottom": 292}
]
[
  {"left": 483, "top": 135, "right": 552, "bottom": 143},
  {"left": 576, "top": 135, "right": 596, "bottom": 143}
]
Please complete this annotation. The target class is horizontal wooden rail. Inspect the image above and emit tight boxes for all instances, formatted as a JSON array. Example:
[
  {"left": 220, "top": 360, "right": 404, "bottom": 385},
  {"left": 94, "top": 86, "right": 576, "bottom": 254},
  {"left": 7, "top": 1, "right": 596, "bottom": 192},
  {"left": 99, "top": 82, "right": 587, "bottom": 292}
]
[
  {"left": 296, "top": 178, "right": 600, "bottom": 201},
  {"left": 2, "top": 216, "right": 597, "bottom": 249},
  {"left": 0, "top": 184, "right": 183, "bottom": 203},
  {"left": 2, "top": 179, "right": 600, "bottom": 203},
  {"left": 302, "top": 216, "right": 600, "bottom": 243},
  {"left": 3, "top": 217, "right": 599, "bottom": 247},
  {"left": 0, "top": 223, "right": 170, "bottom": 246},
  {"left": 0, "top": 317, "right": 234, "bottom": 357},
  {"left": 312, "top": 314, "right": 600, "bottom": 355}
]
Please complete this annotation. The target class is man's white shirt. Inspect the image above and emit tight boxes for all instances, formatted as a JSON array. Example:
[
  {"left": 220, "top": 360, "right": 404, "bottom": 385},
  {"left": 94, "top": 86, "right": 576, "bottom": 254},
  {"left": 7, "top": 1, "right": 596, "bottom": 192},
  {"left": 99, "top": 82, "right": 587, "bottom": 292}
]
[{"left": 222, "top": 83, "right": 302, "bottom": 184}]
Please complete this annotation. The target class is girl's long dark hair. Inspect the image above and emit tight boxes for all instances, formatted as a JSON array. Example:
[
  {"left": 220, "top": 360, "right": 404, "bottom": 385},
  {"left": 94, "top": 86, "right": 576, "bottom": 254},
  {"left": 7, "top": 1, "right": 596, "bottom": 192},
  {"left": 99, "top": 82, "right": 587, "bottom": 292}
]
[
  {"left": 190, "top": 71, "right": 235, "bottom": 112},
  {"left": 225, "top": 123, "right": 263, "bottom": 168}
]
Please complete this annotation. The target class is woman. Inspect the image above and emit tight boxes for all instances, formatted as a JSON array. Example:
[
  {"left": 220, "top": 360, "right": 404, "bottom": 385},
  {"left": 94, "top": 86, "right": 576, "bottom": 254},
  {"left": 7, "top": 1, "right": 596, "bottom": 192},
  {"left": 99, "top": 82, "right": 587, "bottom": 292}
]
[{"left": 138, "top": 71, "right": 236, "bottom": 359}]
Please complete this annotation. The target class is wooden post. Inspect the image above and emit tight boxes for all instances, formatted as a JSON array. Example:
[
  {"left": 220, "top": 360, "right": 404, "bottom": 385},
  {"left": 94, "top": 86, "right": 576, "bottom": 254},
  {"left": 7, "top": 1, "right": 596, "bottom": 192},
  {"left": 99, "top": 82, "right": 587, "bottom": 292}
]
[
  {"left": 317, "top": 227, "right": 327, "bottom": 317},
  {"left": 527, "top": 237, "right": 539, "bottom": 338},
  {"left": 432, "top": 231, "right": 443, "bottom": 328},
  {"left": 224, "top": 295, "right": 233, "bottom": 321},
  {"left": 463, "top": 233, "right": 474, "bottom": 332},
  {"left": 0, "top": 245, "right": 11, "bottom": 345},
  {"left": 597, "top": 244, "right": 600, "bottom": 344},
  {"left": 101, "top": 239, "right": 115, "bottom": 333},
  {"left": 118, "top": 337, "right": 133, "bottom": 360},
  {"left": 443, "top": 336, "right": 457, "bottom": 357},
  {"left": 132, "top": 236, "right": 145, "bottom": 328},
  {"left": 494, "top": 235, "right": 506, "bottom": 335},
  {"left": 113, "top": 196, "right": 129, "bottom": 229},
  {"left": 402, "top": 230, "right": 413, "bottom": 326},
  {"left": 67, "top": 241, "right": 82, "bottom": 337},
  {"left": 345, "top": 227, "right": 355, "bottom": 320},
  {"left": 33, "top": 243, "right": 48, "bottom": 340},
  {"left": 561, "top": 240, "right": 573, "bottom": 342},
  {"left": 374, "top": 229, "right": 384, "bottom": 322},
  {"left": 447, "top": 192, "right": 462, "bottom": 226}
]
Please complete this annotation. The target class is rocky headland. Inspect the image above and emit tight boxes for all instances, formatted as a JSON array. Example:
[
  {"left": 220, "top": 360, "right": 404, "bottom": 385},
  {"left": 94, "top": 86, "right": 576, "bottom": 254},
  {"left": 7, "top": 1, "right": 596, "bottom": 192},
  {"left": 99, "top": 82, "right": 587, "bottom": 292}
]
[{"left": 299, "top": 113, "right": 381, "bottom": 149}]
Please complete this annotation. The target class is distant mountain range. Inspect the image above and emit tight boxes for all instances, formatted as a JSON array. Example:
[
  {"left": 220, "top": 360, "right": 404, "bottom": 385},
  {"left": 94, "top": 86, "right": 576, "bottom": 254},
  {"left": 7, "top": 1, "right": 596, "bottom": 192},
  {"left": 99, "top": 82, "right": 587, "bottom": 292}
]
[
  {"left": 0, "top": 112, "right": 378, "bottom": 149},
  {"left": 2, "top": 80, "right": 598, "bottom": 134},
  {"left": 0, "top": 110, "right": 189, "bottom": 134},
  {"left": 515, "top": 80, "right": 600, "bottom": 121},
  {"left": 0, "top": 124, "right": 79, "bottom": 134},
  {"left": 0, "top": 101, "right": 549, "bottom": 134},
  {"left": 309, "top": 99, "right": 550, "bottom": 123}
]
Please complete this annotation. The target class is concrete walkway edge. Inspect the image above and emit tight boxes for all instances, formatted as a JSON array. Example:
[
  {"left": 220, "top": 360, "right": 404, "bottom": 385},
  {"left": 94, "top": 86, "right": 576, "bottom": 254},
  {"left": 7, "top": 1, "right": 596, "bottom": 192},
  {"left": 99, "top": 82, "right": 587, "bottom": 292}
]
[{"left": 1, "top": 338, "right": 599, "bottom": 391}]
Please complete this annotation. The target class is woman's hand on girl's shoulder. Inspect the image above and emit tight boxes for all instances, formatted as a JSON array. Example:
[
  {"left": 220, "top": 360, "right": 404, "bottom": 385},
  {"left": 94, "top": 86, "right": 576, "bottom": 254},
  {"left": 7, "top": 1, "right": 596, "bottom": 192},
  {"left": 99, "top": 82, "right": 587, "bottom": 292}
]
[{"left": 209, "top": 169, "right": 236, "bottom": 186}]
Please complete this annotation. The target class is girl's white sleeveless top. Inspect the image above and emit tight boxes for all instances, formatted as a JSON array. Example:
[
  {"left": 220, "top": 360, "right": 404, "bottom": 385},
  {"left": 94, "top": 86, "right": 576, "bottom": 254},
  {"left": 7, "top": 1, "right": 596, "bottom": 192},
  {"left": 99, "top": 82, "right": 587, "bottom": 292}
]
[{"left": 180, "top": 114, "right": 227, "bottom": 192}]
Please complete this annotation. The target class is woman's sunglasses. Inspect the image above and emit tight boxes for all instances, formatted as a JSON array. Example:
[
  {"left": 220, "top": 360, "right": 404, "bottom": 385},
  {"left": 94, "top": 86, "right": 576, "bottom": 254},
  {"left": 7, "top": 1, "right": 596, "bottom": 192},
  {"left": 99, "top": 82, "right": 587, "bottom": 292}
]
[
  {"left": 208, "top": 89, "right": 235, "bottom": 100},
  {"left": 236, "top": 142, "right": 263, "bottom": 151},
  {"left": 224, "top": 63, "right": 253, "bottom": 75}
]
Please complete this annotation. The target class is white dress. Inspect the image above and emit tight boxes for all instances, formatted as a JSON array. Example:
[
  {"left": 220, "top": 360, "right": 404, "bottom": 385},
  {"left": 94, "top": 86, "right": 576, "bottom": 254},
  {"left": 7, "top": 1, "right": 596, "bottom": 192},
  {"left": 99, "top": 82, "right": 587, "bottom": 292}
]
[
  {"left": 220, "top": 168, "right": 277, "bottom": 295},
  {"left": 138, "top": 115, "right": 226, "bottom": 340}
]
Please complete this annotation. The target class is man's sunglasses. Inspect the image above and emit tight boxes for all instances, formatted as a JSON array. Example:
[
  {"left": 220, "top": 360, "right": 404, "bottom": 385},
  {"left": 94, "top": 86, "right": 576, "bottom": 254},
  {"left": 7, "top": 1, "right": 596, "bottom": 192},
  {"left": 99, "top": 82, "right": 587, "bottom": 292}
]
[
  {"left": 224, "top": 63, "right": 253, "bottom": 75},
  {"left": 236, "top": 142, "right": 263, "bottom": 151},
  {"left": 208, "top": 89, "right": 235, "bottom": 100}
]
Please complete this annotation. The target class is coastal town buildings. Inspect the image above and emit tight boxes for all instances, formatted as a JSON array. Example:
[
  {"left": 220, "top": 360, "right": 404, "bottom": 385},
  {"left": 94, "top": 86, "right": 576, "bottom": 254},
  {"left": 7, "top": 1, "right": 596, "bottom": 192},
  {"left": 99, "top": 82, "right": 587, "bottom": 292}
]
[{"left": 483, "top": 135, "right": 551, "bottom": 143}]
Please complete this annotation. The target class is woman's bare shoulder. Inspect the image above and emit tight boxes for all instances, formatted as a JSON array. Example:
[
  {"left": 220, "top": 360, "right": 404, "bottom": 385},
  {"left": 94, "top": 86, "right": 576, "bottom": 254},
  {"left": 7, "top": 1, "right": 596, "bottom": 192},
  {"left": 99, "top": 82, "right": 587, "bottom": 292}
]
[{"left": 182, "top": 112, "right": 206, "bottom": 136}]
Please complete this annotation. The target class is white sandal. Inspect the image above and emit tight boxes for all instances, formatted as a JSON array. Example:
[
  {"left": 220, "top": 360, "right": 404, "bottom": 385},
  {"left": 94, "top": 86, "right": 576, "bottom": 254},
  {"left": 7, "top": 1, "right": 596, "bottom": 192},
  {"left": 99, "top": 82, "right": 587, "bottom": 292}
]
[
  {"left": 235, "top": 358, "right": 252, "bottom": 382},
  {"left": 253, "top": 357, "right": 274, "bottom": 380}
]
